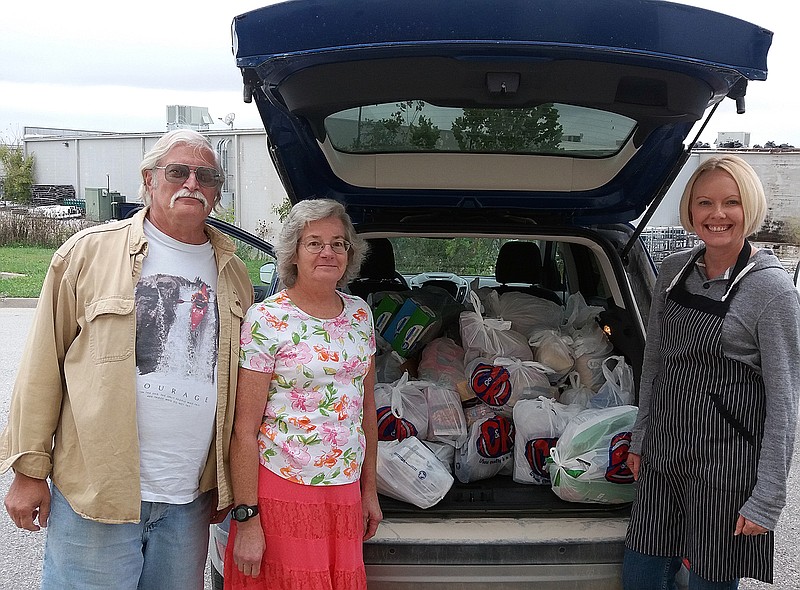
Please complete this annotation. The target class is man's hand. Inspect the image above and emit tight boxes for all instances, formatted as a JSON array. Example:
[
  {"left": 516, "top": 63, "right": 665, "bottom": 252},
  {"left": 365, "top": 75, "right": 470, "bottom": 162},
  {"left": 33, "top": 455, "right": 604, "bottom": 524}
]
[{"left": 4, "top": 472, "right": 50, "bottom": 531}]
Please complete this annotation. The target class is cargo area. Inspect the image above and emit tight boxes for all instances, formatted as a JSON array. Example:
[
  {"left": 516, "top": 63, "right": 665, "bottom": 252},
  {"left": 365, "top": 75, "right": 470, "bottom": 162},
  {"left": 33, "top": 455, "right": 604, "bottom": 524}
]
[{"left": 353, "top": 230, "right": 652, "bottom": 518}]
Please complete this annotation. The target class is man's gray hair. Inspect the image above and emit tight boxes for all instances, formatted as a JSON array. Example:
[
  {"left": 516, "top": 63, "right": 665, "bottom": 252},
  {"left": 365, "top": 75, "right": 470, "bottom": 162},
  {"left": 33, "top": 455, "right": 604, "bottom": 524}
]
[
  {"left": 137, "top": 130, "right": 222, "bottom": 207},
  {"left": 276, "top": 199, "right": 367, "bottom": 288}
]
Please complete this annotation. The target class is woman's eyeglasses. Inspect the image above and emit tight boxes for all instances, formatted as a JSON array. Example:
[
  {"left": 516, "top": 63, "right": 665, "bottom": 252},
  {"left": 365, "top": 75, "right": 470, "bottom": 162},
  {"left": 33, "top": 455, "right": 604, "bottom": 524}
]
[
  {"left": 154, "top": 163, "right": 223, "bottom": 188},
  {"left": 301, "top": 239, "right": 351, "bottom": 254}
]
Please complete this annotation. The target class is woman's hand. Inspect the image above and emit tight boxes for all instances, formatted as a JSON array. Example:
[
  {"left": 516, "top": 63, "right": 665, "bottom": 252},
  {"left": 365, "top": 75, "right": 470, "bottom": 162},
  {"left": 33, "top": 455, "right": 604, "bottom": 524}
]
[
  {"left": 361, "top": 488, "right": 383, "bottom": 541},
  {"left": 626, "top": 452, "right": 641, "bottom": 481},
  {"left": 233, "top": 518, "right": 266, "bottom": 578},
  {"left": 734, "top": 515, "right": 769, "bottom": 537}
]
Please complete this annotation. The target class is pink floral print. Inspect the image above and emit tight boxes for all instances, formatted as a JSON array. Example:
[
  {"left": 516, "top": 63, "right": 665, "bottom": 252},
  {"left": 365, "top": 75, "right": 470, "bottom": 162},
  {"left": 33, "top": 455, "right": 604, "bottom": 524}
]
[{"left": 240, "top": 290, "right": 375, "bottom": 486}]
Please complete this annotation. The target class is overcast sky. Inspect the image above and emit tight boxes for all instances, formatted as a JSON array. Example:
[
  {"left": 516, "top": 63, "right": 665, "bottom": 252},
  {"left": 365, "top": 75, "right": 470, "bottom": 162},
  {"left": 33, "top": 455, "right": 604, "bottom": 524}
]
[{"left": 1, "top": 1, "right": 798, "bottom": 147}]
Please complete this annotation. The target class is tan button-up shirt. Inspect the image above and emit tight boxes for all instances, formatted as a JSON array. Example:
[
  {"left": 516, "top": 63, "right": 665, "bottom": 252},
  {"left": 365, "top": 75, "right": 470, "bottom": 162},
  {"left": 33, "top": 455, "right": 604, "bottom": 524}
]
[{"left": 0, "top": 208, "right": 253, "bottom": 523}]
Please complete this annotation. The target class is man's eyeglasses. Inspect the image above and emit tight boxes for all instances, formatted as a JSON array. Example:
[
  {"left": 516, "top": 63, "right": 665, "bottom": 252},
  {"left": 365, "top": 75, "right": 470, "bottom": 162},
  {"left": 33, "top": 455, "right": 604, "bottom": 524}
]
[
  {"left": 154, "top": 163, "right": 223, "bottom": 188},
  {"left": 301, "top": 239, "right": 351, "bottom": 254}
]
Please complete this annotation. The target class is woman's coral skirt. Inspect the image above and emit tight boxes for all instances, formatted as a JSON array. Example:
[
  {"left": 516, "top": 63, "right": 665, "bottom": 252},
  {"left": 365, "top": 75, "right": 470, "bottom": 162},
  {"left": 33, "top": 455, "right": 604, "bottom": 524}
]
[{"left": 224, "top": 466, "right": 367, "bottom": 589}]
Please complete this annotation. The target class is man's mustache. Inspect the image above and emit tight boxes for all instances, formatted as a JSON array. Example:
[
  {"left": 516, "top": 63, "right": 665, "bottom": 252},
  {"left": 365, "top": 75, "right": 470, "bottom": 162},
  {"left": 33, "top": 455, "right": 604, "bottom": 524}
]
[{"left": 169, "top": 188, "right": 209, "bottom": 210}]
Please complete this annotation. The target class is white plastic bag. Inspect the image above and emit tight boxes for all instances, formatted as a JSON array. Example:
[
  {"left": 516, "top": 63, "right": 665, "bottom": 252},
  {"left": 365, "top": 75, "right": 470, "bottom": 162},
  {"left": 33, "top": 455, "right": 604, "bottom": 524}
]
[
  {"left": 422, "top": 440, "right": 456, "bottom": 474},
  {"left": 376, "top": 438, "right": 454, "bottom": 508},
  {"left": 588, "top": 356, "right": 635, "bottom": 408},
  {"left": 570, "top": 323, "right": 614, "bottom": 391},
  {"left": 455, "top": 414, "right": 515, "bottom": 483},
  {"left": 512, "top": 397, "right": 583, "bottom": 485},
  {"left": 548, "top": 405, "right": 638, "bottom": 504},
  {"left": 423, "top": 383, "right": 468, "bottom": 448},
  {"left": 460, "top": 291, "right": 533, "bottom": 363},
  {"left": 374, "top": 372, "right": 429, "bottom": 441},
  {"left": 558, "top": 371, "right": 595, "bottom": 408},
  {"left": 498, "top": 291, "right": 563, "bottom": 337},
  {"left": 529, "top": 329, "right": 575, "bottom": 380},
  {"left": 375, "top": 333, "right": 406, "bottom": 384},
  {"left": 466, "top": 357, "right": 554, "bottom": 417},
  {"left": 563, "top": 292, "right": 605, "bottom": 333}
]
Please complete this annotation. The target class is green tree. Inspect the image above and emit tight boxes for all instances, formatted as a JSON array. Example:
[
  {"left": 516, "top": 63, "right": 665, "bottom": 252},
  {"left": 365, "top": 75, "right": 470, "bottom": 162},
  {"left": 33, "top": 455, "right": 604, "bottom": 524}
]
[
  {"left": 0, "top": 145, "right": 35, "bottom": 203},
  {"left": 451, "top": 105, "right": 563, "bottom": 152},
  {"left": 357, "top": 101, "right": 441, "bottom": 151}
]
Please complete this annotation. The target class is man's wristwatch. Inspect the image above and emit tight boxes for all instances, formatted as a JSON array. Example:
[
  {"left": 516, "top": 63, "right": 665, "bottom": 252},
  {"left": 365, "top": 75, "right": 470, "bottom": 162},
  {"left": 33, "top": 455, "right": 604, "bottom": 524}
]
[{"left": 231, "top": 504, "right": 259, "bottom": 522}]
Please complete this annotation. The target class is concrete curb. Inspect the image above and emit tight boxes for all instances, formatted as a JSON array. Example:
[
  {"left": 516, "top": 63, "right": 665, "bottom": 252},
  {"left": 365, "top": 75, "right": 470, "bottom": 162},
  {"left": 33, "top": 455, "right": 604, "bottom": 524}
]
[{"left": 0, "top": 298, "right": 39, "bottom": 308}]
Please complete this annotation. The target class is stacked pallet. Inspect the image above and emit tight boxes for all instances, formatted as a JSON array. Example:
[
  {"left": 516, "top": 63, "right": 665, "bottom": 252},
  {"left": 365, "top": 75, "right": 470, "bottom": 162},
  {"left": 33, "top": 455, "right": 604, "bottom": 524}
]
[{"left": 31, "top": 185, "right": 76, "bottom": 207}]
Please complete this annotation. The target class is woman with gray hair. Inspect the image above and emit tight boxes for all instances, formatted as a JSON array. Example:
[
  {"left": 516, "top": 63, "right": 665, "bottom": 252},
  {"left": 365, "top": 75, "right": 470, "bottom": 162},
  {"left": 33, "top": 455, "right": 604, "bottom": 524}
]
[
  {"left": 226, "top": 198, "right": 381, "bottom": 589},
  {"left": 623, "top": 155, "right": 800, "bottom": 589}
]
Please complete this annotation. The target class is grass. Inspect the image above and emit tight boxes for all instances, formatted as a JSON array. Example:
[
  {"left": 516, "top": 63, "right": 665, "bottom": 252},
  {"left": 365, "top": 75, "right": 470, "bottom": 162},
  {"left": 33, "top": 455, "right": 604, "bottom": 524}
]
[
  {"left": 0, "top": 245, "right": 271, "bottom": 299},
  {"left": 0, "top": 213, "right": 274, "bottom": 298},
  {"left": 0, "top": 245, "right": 54, "bottom": 298}
]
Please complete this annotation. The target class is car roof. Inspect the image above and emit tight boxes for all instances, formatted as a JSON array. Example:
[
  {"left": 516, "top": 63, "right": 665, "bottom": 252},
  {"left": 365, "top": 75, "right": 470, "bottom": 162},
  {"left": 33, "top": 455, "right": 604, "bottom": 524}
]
[{"left": 232, "top": 0, "right": 772, "bottom": 225}]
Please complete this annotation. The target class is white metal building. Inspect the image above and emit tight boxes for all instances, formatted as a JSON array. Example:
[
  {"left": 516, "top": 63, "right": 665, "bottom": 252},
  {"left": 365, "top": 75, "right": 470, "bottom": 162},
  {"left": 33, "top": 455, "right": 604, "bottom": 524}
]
[{"left": 21, "top": 129, "right": 800, "bottom": 243}]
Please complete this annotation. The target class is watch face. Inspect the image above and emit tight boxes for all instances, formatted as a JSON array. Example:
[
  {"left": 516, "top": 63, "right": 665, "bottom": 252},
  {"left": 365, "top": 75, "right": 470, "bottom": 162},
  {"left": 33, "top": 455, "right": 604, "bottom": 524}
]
[{"left": 233, "top": 505, "right": 256, "bottom": 521}]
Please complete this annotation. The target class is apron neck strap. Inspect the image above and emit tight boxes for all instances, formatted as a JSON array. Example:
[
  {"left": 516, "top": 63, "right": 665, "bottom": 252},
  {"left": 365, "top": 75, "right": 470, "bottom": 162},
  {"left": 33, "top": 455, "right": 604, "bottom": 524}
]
[{"left": 727, "top": 240, "right": 752, "bottom": 292}]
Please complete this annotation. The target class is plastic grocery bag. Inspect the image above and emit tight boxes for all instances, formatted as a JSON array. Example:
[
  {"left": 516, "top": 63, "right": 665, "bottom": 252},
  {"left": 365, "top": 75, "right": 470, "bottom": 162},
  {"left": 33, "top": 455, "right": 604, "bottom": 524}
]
[
  {"left": 422, "top": 439, "right": 456, "bottom": 474},
  {"left": 529, "top": 329, "right": 575, "bottom": 381},
  {"left": 376, "top": 438, "right": 454, "bottom": 508},
  {"left": 562, "top": 292, "right": 605, "bottom": 333},
  {"left": 570, "top": 322, "right": 614, "bottom": 391},
  {"left": 460, "top": 291, "right": 533, "bottom": 363},
  {"left": 418, "top": 337, "right": 469, "bottom": 400},
  {"left": 374, "top": 372, "right": 429, "bottom": 441},
  {"left": 558, "top": 371, "right": 595, "bottom": 408},
  {"left": 548, "top": 405, "right": 638, "bottom": 504},
  {"left": 375, "top": 333, "right": 406, "bottom": 384},
  {"left": 498, "top": 291, "right": 563, "bottom": 337},
  {"left": 423, "top": 383, "right": 468, "bottom": 448},
  {"left": 455, "top": 414, "right": 515, "bottom": 483},
  {"left": 513, "top": 397, "right": 583, "bottom": 485},
  {"left": 588, "top": 356, "right": 635, "bottom": 409},
  {"left": 466, "top": 357, "right": 554, "bottom": 417}
]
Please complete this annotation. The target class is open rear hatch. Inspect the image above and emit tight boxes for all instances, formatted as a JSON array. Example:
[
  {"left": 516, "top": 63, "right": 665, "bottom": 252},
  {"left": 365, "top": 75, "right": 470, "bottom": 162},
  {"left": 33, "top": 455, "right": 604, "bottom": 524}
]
[{"left": 232, "top": 0, "right": 771, "bottom": 226}]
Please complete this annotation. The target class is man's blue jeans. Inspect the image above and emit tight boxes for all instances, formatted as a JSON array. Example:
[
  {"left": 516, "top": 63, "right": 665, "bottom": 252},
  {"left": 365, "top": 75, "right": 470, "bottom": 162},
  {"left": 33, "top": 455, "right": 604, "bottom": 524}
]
[
  {"left": 623, "top": 547, "right": 739, "bottom": 590},
  {"left": 42, "top": 484, "right": 212, "bottom": 590}
]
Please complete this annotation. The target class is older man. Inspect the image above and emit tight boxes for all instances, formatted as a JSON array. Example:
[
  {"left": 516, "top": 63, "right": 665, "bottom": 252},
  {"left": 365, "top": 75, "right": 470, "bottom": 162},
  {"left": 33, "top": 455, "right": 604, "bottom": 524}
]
[{"left": 0, "top": 129, "right": 253, "bottom": 589}]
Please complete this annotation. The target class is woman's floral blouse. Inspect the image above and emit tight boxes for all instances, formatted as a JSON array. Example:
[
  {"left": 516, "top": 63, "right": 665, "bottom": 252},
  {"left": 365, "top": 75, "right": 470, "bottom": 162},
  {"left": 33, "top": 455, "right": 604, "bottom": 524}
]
[{"left": 240, "top": 290, "right": 376, "bottom": 486}]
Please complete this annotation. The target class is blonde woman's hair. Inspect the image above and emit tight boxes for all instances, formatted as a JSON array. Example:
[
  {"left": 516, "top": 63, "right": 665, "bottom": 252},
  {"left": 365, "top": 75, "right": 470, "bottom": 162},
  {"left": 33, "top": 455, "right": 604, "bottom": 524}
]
[{"left": 678, "top": 155, "right": 766, "bottom": 237}]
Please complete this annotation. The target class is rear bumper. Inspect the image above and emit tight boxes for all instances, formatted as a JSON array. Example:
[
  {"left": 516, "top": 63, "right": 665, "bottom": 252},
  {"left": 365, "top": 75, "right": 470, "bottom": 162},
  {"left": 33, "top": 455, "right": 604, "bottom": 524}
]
[{"left": 364, "top": 516, "right": 627, "bottom": 589}]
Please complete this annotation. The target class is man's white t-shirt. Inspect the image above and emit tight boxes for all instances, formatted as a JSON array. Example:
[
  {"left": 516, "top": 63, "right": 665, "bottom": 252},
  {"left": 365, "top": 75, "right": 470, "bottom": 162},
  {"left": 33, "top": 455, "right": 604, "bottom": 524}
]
[{"left": 135, "top": 219, "right": 219, "bottom": 503}]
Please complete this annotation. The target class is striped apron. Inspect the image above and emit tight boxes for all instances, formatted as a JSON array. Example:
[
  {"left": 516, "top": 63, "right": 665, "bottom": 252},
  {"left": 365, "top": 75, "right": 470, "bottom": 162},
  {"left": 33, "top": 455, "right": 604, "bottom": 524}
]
[{"left": 626, "top": 243, "right": 773, "bottom": 583}]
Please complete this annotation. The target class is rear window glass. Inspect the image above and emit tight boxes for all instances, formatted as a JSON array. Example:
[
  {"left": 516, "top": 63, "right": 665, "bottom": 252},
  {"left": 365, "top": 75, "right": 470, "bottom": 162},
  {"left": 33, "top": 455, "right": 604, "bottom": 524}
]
[{"left": 325, "top": 101, "right": 635, "bottom": 157}]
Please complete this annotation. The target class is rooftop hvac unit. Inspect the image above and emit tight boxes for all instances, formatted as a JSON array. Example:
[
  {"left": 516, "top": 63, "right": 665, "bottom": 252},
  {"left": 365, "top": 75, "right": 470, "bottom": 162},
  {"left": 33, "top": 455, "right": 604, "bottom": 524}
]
[{"left": 166, "top": 105, "right": 214, "bottom": 131}]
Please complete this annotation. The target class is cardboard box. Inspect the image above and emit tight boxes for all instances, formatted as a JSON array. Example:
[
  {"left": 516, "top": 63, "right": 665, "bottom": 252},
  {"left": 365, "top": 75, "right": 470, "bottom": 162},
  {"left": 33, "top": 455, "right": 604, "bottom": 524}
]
[
  {"left": 390, "top": 301, "right": 438, "bottom": 357},
  {"left": 382, "top": 298, "right": 418, "bottom": 343},
  {"left": 373, "top": 293, "right": 405, "bottom": 335}
]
